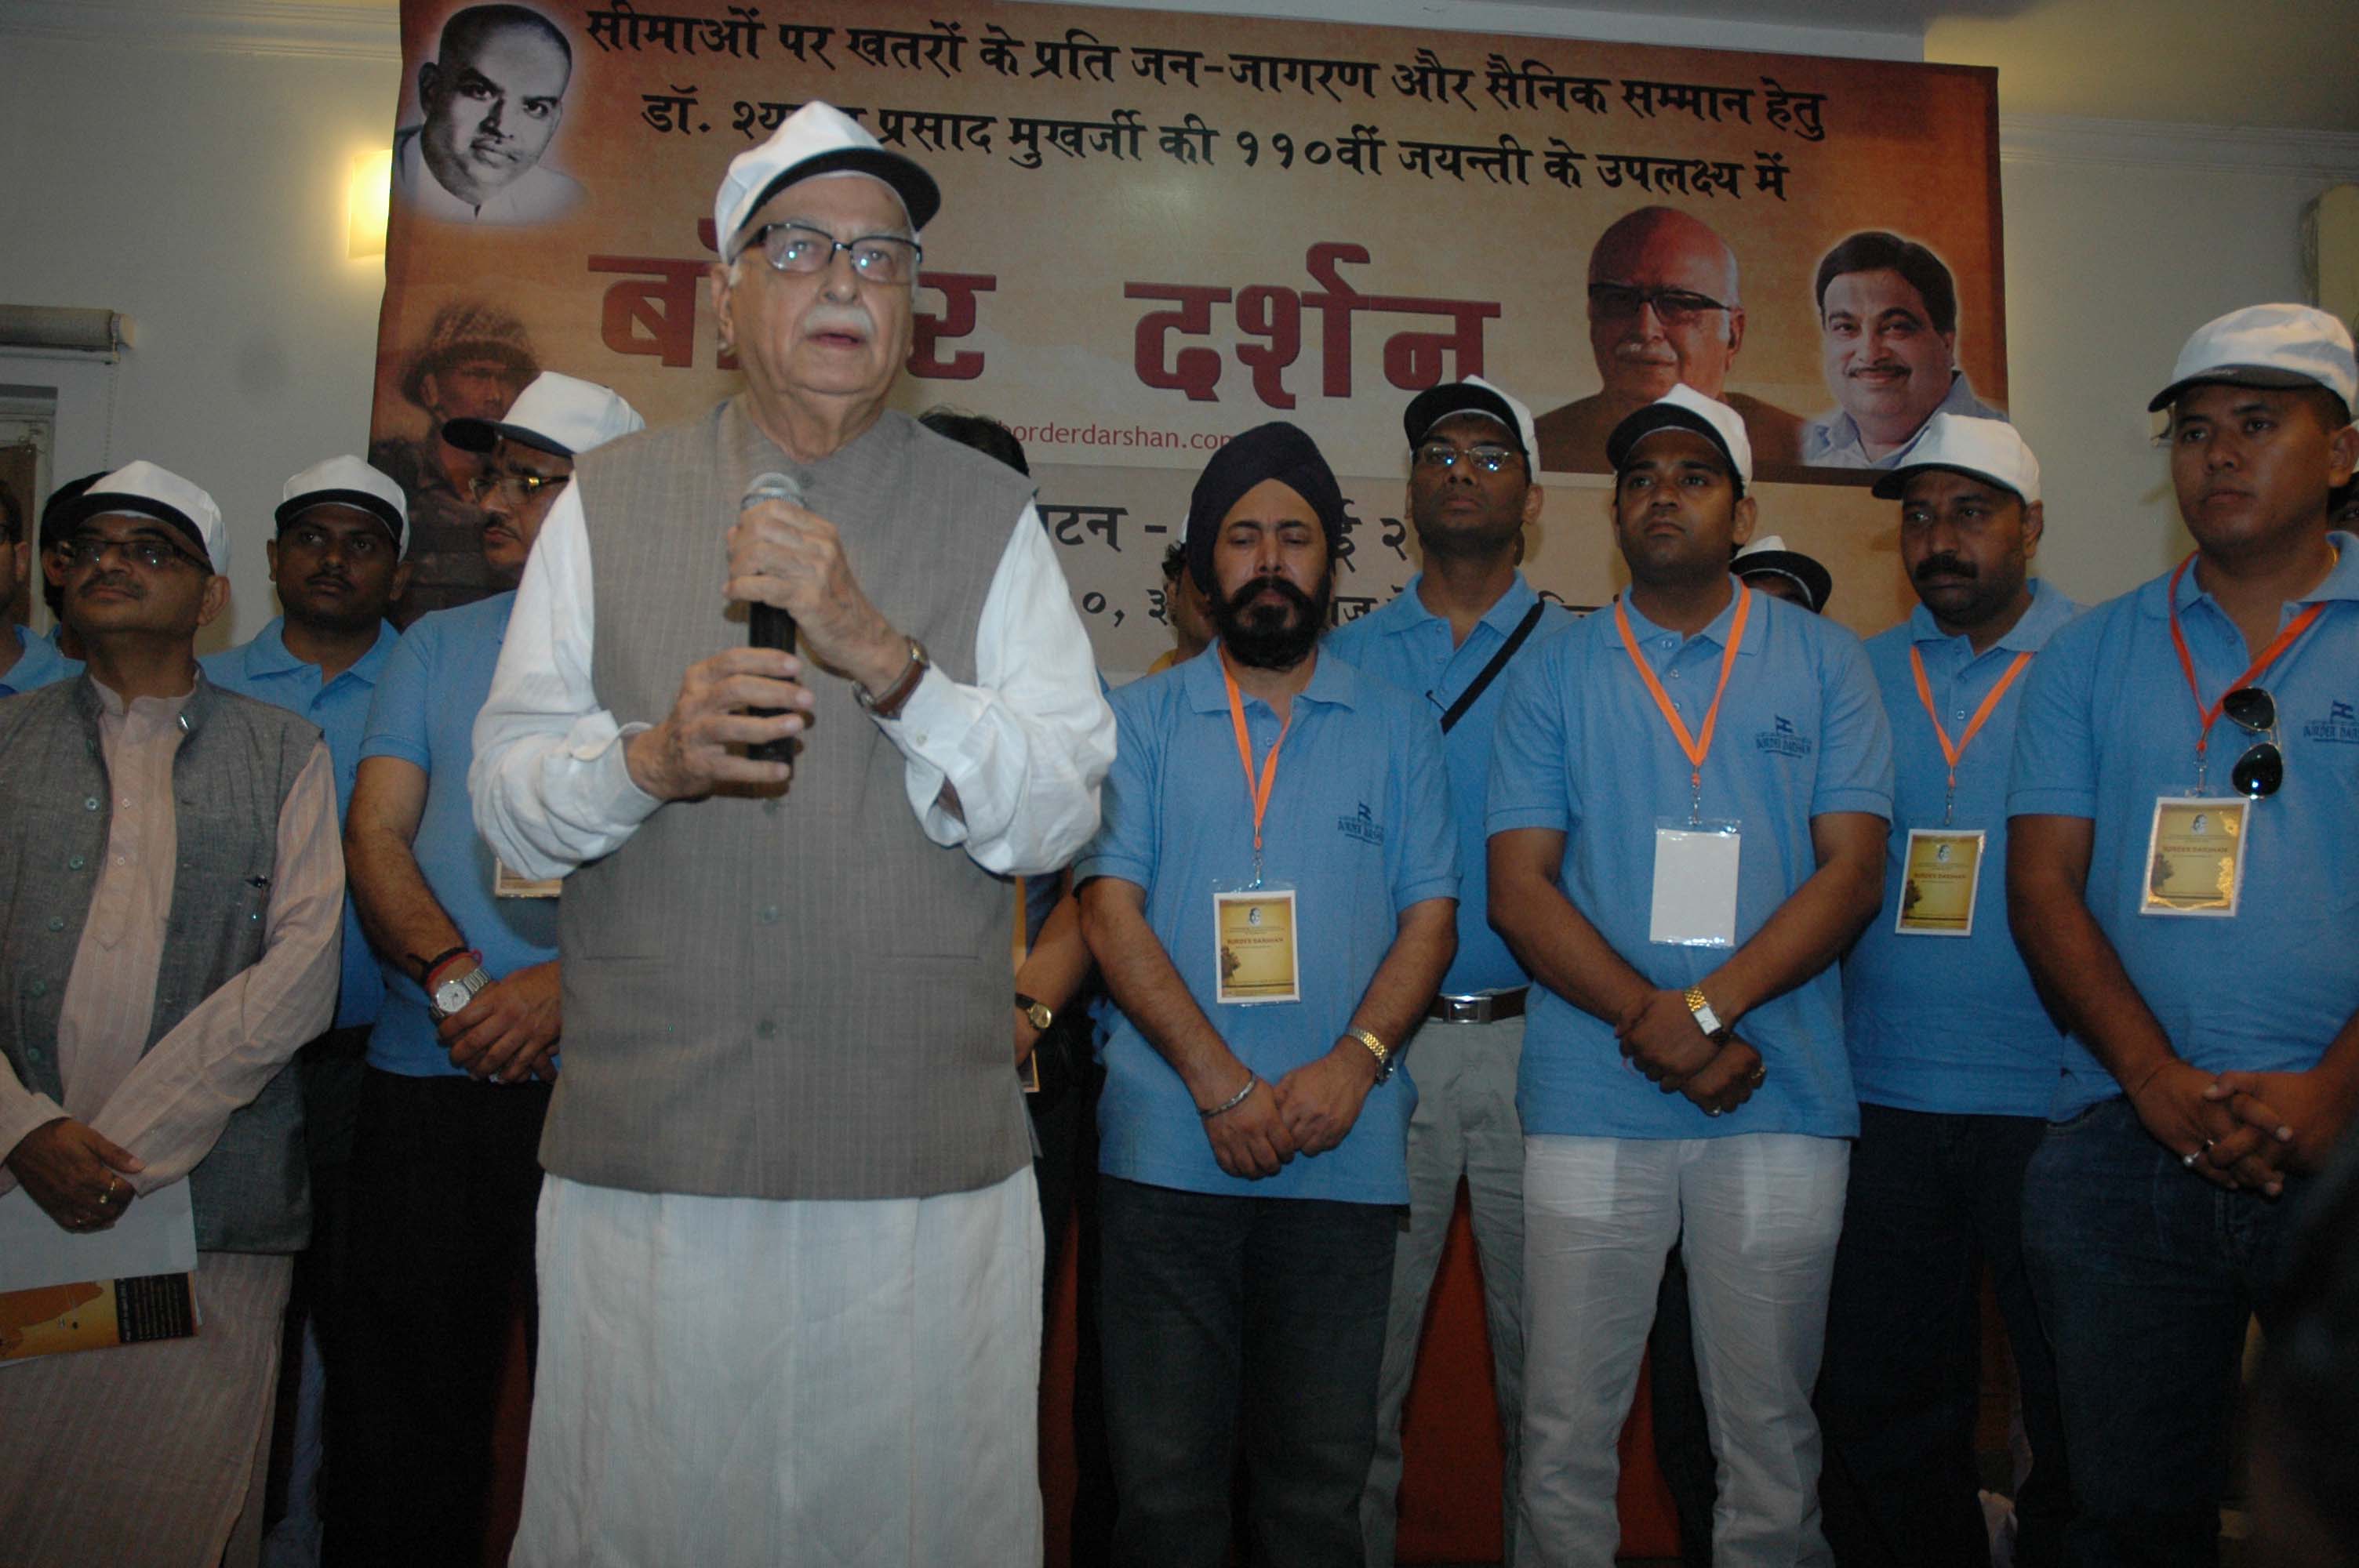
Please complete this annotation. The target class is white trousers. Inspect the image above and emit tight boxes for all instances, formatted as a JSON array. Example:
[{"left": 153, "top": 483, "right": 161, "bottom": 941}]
[
  {"left": 511, "top": 1168, "right": 1045, "bottom": 1568},
  {"left": 1516, "top": 1134, "right": 1848, "bottom": 1568}
]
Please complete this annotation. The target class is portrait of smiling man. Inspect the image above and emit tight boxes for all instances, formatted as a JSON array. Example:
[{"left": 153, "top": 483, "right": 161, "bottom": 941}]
[
  {"left": 1805, "top": 230, "right": 2008, "bottom": 470},
  {"left": 393, "top": 4, "right": 583, "bottom": 225}
]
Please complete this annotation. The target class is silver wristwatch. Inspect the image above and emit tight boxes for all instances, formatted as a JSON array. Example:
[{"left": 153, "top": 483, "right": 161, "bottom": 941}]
[{"left": 428, "top": 962, "right": 494, "bottom": 1022}]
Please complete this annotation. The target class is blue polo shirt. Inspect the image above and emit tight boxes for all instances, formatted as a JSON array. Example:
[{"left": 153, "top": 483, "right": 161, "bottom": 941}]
[
  {"left": 2007, "top": 535, "right": 2359, "bottom": 1120},
  {"left": 1486, "top": 582, "right": 1893, "bottom": 1140},
  {"left": 0, "top": 624, "right": 80, "bottom": 697},
  {"left": 1077, "top": 645, "right": 1458, "bottom": 1203},
  {"left": 203, "top": 615, "right": 401, "bottom": 1029},
  {"left": 1845, "top": 579, "right": 2079, "bottom": 1116},
  {"left": 358, "top": 593, "right": 559, "bottom": 1078},
  {"left": 1326, "top": 575, "right": 1576, "bottom": 996}
]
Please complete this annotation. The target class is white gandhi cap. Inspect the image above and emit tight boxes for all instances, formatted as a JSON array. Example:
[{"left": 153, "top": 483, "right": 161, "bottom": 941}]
[
  {"left": 277, "top": 456, "right": 409, "bottom": 554},
  {"left": 712, "top": 101, "right": 941, "bottom": 256},
  {"left": 57, "top": 460, "right": 227, "bottom": 573},
  {"left": 441, "top": 372, "right": 645, "bottom": 459},
  {"left": 1607, "top": 381, "right": 1755, "bottom": 492},
  {"left": 2148, "top": 303, "right": 2357, "bottom": 417},
  {"left": 1870, "top": 414, "right": 2041, "bottom": 506}
]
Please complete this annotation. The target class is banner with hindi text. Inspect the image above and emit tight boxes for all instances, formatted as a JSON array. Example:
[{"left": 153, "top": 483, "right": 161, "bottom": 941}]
[{"left": 374, "top": 0, "right": 2003, "bottom": 660}]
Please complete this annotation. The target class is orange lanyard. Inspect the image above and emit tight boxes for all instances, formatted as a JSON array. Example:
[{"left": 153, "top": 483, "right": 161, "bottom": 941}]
[
  {"left": 1908, "top": 644, "right": 2033, "bottom": 826},
  {"left": 1220, "top": 652, "right": 1292, "bottom": 881},
  {"left": 1615, "top": 584, "right": 1751, "bottom": 825},
  {"left": 2166, "top": 553, "right": 2325, "bottom": 793}
]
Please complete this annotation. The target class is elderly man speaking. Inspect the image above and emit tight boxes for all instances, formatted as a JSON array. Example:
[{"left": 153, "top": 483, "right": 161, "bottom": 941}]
[{"left": 470, "top": 103, "right": 1114, "bottom": 1564}]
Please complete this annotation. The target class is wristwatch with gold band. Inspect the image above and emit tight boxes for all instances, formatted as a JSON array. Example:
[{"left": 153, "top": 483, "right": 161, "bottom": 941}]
[
  {"left": 1347, "top": 1028, "right": 1392, "bottom": 1083},
  {"left": 1683, "top": 985, "right": 1732, "bottom": 1044}
]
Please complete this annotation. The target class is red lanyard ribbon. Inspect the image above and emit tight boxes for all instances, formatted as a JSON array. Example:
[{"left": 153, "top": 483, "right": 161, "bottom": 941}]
[
  {"left": 1908, "top": 644, "right": 2033, "bottom": 825},
  {"left": 1220, "top": 652, "right": 1291, "bottom": 873},
  {"left": 1615, "top": 584, "right": 1751, "bottom": 822},
  {"left": 2166, "top": 553, "right": 2324, "bottom": 785}
]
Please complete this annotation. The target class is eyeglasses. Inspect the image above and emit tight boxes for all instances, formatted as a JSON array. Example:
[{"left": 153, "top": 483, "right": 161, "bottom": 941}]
[
  {"left": 467, "top": 468, "right": 569, "bottom": 505},
  {"left": 2219, "top": 684, "right": 2284, "bottom": 798},
  {"left": 1414, "top": 442, "right": 1520, "bottom": 474},
  {"left": 738, "top": 223, "right": 922, "bottom": 285},
  {"left": 58, "top": 532, "right": 208, "bottom": 572},
  {"left": 1587, "top": 283, "right": 1729, "bottom": 325}
]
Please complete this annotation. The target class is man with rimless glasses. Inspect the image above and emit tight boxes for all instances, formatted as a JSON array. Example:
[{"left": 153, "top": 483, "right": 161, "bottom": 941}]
[
  {"left": 1533, "top": 207, "right": 1805, "bottom": 475},
  {"left": 2007, "top": 303, "right": 2359, "bottom": 1565},
  {"left": 0, "top": 461, "right": 343, "bottom": 1558},
  {"left": 471, "top": 102, "right": 1111, "bottom": 1563},
  {"left": 1329, "top": 376, "right": 1570, "bottom": 1566}
]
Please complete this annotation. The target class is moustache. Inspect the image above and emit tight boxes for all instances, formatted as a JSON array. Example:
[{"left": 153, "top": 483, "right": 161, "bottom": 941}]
[
  {"left": 805, "top": 304, "right": 875, "bottom": 337},
  {"left": 1914, "top": 554, "right": 1976, "bottom": 583},
  {"left": 1223, "top": 575, "right": 1315, "bottom": 618}
]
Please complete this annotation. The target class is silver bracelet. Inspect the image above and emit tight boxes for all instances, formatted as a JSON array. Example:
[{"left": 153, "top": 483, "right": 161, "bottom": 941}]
[{"left": 1198, "top": 1073, "right": 1259, "bottom": 1120}]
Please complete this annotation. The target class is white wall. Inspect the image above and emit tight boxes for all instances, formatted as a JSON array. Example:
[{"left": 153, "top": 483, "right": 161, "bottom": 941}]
[
  {"left": 1995, "top": 122, "right": 2358, "bottom": 595},
  {"left": 3, "top": 5, "right": 2355, "bottom": 646},
  {"left": 0, "top": 17, "right": 401, "bottom": 652}
]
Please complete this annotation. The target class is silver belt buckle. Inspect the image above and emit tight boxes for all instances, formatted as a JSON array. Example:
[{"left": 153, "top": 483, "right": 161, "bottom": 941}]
[{"left": 1439, "top": 994, "right": 1486, "bottom": 1023}]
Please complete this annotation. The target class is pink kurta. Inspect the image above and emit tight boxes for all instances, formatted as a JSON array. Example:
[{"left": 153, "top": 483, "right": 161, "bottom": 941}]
[{"left": 0, "top": 682, "right": 343, "bottom": 1567}]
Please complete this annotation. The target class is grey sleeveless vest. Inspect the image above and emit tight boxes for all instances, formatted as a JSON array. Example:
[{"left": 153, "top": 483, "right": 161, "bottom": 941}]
[
  {"left": 0, "top": 675, "right": 322, "bottom": 1251},
  {"left": 547, "top": 398, "right": 1038, "bottom": 1200}
]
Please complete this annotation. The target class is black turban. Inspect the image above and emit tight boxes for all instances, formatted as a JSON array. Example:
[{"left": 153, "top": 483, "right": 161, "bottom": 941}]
[{"left": 1183, "top": 421, "right": 1345, "bottom": 593}]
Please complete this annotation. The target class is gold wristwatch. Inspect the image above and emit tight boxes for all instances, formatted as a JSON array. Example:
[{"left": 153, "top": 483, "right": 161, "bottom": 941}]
[
  {"left": 1683, "top": 985, "right": 1732, "bottom": 1043},
  {"left": 1347, "top": 1028, "right": 1393, "bottom": 1083},
  {"left": 1016, "top": 992, "right": 1054, "bottom": 1032}
]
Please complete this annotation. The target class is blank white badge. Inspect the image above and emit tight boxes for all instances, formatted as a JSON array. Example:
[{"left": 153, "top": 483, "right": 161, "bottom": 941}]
[{"left": 1651, "top": 822, "right": 1742, "bottom": 949}]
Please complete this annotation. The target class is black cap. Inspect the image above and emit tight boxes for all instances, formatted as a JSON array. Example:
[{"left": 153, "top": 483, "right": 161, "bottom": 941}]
[{"left": 1403, "top": 381, "right": 1528, "bottom": 462}]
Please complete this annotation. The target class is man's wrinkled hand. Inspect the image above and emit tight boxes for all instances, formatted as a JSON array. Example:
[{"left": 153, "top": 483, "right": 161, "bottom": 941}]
[
  {"left": 5, "top": 1117, "right": 144, "bottom": 1232},
  {"left": 725, "top": 499, "right": 907, "bottom": 691},
  {"left": 442, "top": 961, "right": 562, "bottom": 1084},
  {"left": 623, "top": 648, "right": 813, "bottom": 800}
]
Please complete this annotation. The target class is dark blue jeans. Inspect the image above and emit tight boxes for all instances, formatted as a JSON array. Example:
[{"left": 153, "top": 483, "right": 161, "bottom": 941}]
[
  {"left": 1817, "top": 1103, "right": 2069, "bottom": 1568},
  {"left": 1097, "top": 1175, "right": 1397, "bottom": 1568},
  {"left": 2021, "top": 1095, "right": 2313, "bottom": 1568}
]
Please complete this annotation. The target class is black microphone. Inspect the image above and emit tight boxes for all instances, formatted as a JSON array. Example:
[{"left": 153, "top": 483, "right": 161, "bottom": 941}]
[{"left": 741, "top": 471, "right": 802, "bottom": 769}]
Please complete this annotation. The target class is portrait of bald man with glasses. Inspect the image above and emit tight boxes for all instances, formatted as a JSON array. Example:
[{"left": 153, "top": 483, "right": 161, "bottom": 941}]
[{"left": 1534, "top": 206, "right": 1805, "bottom": 475}]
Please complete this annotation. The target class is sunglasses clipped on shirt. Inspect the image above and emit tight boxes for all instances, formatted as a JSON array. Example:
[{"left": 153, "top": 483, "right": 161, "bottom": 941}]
[{"left": 2219, "top": 684, "right": 2284, "bottom": 799}]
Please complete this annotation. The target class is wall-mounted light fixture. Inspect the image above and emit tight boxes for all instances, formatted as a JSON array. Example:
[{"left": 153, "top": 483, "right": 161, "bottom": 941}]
[{"left": 348, "top": 148, "right": 393, "bottom": 260}]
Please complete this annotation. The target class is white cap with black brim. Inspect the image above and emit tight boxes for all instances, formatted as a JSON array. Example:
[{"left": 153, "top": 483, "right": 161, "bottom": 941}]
[{"left": 276, "top": 455, "right": 410, "bottom": 555}]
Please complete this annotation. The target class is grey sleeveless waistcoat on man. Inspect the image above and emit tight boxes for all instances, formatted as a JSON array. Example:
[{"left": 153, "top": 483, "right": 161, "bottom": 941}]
[
  {"left": 547, "top": 398, "right": 1039, "bottom": 1202},
  {"left": 0, "top": 676, "right": 322, "bottom": 1251}
]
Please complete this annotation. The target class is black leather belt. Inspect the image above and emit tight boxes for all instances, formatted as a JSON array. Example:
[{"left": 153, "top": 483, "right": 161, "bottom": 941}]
[{"left": 1424, "top": 988, "right": 1528, "bottom": 1024}]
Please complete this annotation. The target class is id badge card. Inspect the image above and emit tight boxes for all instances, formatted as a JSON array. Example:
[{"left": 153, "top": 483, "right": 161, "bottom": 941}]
[
  {"left": 494, "top": 859, "right": 562, "bottom": 899},
  {"left": 1214, "top": 884, "right": 1301, "bottom": 1004},
  {"left": 1896, "top": 829, "right": 1985, "bottom": 936},
  {"left": 1650, "top": 820, "right": 1741, "bottom": 949},
  {"left": 2141, "top": 797, "right": 2248, "bottom": 916}
]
